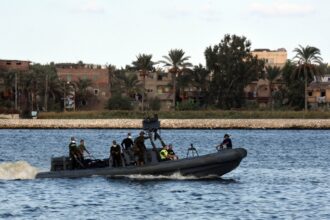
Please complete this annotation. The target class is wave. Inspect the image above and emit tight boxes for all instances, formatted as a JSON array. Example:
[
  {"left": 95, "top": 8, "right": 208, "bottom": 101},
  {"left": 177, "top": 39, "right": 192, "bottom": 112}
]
[
  {"left": 0, "top": 161, "right": 38, "bottom": 180},
  {"left": 109, "top": 172, "right": 221, "bottom": 180}
]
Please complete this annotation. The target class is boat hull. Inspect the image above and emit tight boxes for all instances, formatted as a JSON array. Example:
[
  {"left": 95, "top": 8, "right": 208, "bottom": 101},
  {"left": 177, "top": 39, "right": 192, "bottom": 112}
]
[{"left": 36, "top": 148, "right": 247, "bottom": 179}]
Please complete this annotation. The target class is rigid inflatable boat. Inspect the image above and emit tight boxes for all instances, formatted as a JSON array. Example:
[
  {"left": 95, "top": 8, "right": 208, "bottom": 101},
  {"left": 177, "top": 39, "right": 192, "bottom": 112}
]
[{"left": 36, "top": 116, "right": 247, "bottom": 179}]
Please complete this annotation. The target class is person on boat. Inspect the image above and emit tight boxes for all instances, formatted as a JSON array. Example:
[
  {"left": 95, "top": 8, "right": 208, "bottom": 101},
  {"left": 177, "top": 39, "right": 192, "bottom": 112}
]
[
  {"left": 121, "top": 133, "right": 134, "bottom": 150},
  {"left": 78, "top": 139, "right": 90, "bottom": 162},
  {"left": 217, "top": 134, "right": 232, "bottom": 150},
  {"left": 68, "top": 137, "right": 79, "bottom": 169},
  {"left": 110, "top": 140, "right": 122, "bottom": 167},
  {"left": 133, "top": 131, "right": 149, "bottom": 166},
  {"left": 167, "top": 144, "right": 178, "bottom": 160},
  {"left": 159, "top": 145, "right": 171, "bottom": 161},
  {"left": 121, "top": 133, "right": 134, "bottom": 165}
]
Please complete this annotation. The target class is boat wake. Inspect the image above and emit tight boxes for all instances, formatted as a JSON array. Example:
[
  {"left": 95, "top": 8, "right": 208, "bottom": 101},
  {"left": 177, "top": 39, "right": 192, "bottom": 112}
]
[
  {"left": 0, "top": 161, "right": 38, "bottom": 180},
  {"left": 109, "top": 172, "right": 222, "bottom": 181}
]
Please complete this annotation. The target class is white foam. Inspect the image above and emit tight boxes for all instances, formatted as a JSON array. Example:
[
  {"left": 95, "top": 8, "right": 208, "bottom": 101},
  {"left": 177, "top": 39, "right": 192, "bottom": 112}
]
[
  {"left": 0, "top": 161, "right": 38, "bottom": 180},
  {"left": 115, "top": 172, "right": 218, "bottom": 180}
]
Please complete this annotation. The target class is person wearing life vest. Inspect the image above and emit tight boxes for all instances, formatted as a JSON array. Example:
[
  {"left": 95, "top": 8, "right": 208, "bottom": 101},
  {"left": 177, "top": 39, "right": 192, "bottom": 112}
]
[{"left": 159, "top": 145, "right": 171, "bottom": 161}]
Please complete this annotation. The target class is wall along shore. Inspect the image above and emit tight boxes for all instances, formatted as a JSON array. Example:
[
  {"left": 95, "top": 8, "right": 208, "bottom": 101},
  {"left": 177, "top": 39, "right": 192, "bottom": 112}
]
[{"left": 1, "top": 119, "right": 330, "bottom": 129}]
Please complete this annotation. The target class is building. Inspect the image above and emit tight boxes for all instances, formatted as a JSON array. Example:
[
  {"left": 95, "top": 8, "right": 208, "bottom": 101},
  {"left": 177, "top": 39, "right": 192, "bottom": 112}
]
[
  {"left": 0, "top": 59, "right": 31, "bottom": 110},
  {"left": 251, "top": 48, "right": 287, "bottom": 68},
  {"left": 56, "top": 63, "right": 110, "bottom": 110},
  {"left": 307, "top": 82, "right": 330, "bottom": 109},
  {"left": 138, "top": 71, "right": 173, "bottom": 110},
  {"left": 245, "top": 48, "right": 288, "bottom": 106},
  {"left": 0, "top": 59, "right": 30, "bottom": 72}
]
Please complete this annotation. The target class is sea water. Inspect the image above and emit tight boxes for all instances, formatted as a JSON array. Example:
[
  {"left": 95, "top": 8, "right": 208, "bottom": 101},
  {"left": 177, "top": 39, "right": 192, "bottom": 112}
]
[{"left": 0, "top": 129, "right": 329, "bottom": 219}]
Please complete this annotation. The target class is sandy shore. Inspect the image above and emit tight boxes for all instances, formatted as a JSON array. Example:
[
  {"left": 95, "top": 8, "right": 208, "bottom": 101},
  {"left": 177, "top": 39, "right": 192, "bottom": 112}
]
[{"left": 1, "top": 119, "right": 330, "bottom": 129}]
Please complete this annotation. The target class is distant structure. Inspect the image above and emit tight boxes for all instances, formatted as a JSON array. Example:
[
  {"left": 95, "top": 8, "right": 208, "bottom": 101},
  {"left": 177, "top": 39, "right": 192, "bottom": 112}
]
[
  {"left": 251, "top": 48, "right": 287, "bottom": 68},
  {"left": 0, "top": 59, "right": 31, "bottom": 111},
  {"left": 139, "top": 70, "right": 173, "bottom": 110},
  {"left": 56, "top": 63, "right": 110, "bottom": 110},
  {"left": 245, "top": 48, "right": 288, "bottom": 106},
  {"left": 0, "top": 59, "right": 30, "bottom": 71},
  {"left": 307, "top": 64, "right": 330, "bottom": 109}
]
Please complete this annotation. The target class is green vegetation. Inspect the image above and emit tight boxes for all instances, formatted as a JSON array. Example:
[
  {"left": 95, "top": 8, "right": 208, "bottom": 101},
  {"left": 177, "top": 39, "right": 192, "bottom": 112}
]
[
  {"left": 38, "top": 110, "right": 330, "bottom": 119},
  {"left": 1, "top": 34, "right": 329, "bottom": 116}
]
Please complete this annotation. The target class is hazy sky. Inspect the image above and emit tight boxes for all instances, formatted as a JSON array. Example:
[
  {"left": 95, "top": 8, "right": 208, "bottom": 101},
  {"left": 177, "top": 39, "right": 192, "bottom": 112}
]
[{"left": 1, "top": 0, "right": 329, "bottom": 67}]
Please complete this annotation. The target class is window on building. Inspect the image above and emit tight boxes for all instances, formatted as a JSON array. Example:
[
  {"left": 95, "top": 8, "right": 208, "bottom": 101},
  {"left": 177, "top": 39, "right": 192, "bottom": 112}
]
[
  {"left": 328, "top": 77, "right": 330, "bottom": 82},
  {"left": 308, "top": 91, "right": 312, "bottom": 96},
  {"left": 94, "top": 89, "right": 99, "bottom": 95},
  {"left": 6, "top": 62, "right": 11, "bottom": 65},
  {"left": 16, "top": 62, "right": 21, "bottom": 65},
  {"left": 157, "top": 74, "right": 163, "bottom": 81},
  {"left": 321, "top": 91, "right": 326, "bottom": 97}
]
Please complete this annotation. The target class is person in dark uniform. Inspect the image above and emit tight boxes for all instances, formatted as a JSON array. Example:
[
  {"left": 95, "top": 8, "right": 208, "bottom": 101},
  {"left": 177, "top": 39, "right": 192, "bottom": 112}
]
[
  {"left": 133, "top": 131, "right": 149, "bottom": 166},
  {"left": 110, "top": 140, "right": 122, "bottom": 167},
  {"left": 121, "top": 133, "right": 134, "bottom": 150},
  {"left": 217, "top": 134, "right": 232, "bottom": 150},
  {"left": 68, "top": 137, "right": 78, "bottom": 169},
  {"left": 167, "top": 144, "right": 178, "bottom": 160},
  {"left": 121, "top": 133, "right": 134, "bottom": 165}
]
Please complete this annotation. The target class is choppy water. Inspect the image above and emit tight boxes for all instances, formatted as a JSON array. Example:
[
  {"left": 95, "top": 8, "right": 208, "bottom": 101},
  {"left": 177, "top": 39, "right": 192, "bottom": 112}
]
[{"left": 0, "top": 129, "right": 329, "bottom": 219}]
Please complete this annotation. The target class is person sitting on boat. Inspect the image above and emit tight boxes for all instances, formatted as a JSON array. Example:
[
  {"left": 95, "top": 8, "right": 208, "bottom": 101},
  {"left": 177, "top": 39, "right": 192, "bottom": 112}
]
[
  {"left": 159, "top": 145, "right": 171, "bottom": 161},
  {"left": 167, "top": 144, "right": 178, "bottom": 160},
  {"left": 77, "top": 139, "right": 90, "bottom": 162},
  {"left": 110, "top": 140, "right": 122, "bottom": 167},
  {"left": 133, "top": 131, "right": 149, "bottom": 166},
  {"left": 217, "top": 134, "right": 232, "bottom": 150}
]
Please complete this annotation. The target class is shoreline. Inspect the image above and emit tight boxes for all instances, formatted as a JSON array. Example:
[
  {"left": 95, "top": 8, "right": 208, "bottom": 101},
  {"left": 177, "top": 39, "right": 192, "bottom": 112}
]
[{"left": 1, "top": 119, "right": 330, "bottom": 129}]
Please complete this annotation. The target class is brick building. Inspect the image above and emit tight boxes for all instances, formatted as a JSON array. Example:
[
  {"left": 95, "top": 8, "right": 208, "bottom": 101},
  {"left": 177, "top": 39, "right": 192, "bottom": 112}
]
[
  {"left": 0, "top": 59, "right": 30, "bottom": 71},
  {"left": 56, "top": 63, "right": 110, "bottom": 110}
]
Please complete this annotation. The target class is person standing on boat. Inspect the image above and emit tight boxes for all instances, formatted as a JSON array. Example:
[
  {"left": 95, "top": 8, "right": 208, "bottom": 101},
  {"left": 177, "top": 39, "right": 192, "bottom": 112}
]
[
  {"left": 78, "top": 139, "right": 90, "bottom": 162},
  {"left": 121, "top": 133, "right": 134, "bottom": 150},
  {"left": 68, "top": 137, "right": 78, "bottom": 169},
  {"left": 110, "top": 140, "right": 122, "bottom": 167},
  {"left": 133, "top": 131, "right": 149, "bottom": 166},
  {"left": 121, "top": 133, "right": 134, "bottom": 165},
  {"left": 217, "top": 134, "right": 232, "bottom": 150}
]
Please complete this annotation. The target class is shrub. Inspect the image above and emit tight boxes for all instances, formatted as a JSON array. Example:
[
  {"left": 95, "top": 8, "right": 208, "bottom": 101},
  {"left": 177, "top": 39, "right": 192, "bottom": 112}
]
[
  {"left": 148, "top": 97, "right": 161, "bottom": 111},
  {"left": 106, "top": 95, "right": 133, "bottom": 110},
  {"left": 176, "top": 99, "right": 200, "bottom": 111}
]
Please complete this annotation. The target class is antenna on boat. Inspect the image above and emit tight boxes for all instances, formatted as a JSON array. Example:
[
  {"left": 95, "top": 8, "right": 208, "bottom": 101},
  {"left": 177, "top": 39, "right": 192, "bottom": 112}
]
[
  {"left": 186, "top": 144, "right": 199, "bottom": 158},
  {"left": 142, "top": 114, "right": 166, "bottom": 149}
]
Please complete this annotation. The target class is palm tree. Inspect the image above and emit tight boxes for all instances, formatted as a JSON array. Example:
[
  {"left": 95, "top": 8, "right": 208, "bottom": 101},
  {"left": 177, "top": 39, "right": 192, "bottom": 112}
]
[
  {"left": 293, "top": 45, "right": 323, "bottom": 111},
  {"left": 74, "top": 78, "right": 93, "bottom": 109},
  {"left": 265, "top": 66, "right": 282, "bottom": 110},
  {"left": 120, "top": 72, "right": 142, "bottom": 98},
  {"left": 132, "top": 54, "right": 155, "bottom": 111},
  {"left": 160, "top": 49, "right": 192, "bottom": 109}
]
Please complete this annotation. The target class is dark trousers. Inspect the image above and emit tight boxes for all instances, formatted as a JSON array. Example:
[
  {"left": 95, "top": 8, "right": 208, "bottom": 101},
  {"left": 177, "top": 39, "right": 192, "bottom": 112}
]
[{"left": 112, "top": 155, "right": 122, "bottom": 167}]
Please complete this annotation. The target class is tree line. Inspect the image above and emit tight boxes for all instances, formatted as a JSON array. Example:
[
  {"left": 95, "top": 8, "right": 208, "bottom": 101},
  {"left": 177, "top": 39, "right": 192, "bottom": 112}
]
[{"left": 1, "top": 34, "right": 328, "bottom": 114}]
